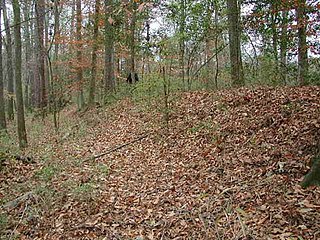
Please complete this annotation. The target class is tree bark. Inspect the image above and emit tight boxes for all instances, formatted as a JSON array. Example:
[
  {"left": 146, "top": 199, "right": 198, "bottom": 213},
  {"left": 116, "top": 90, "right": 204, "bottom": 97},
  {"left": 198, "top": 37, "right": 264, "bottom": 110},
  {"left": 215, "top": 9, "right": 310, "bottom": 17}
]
[
  {"left": 3, "top": 0, "right": 14, "bottom": 120},
  {"left": 271, "top": 2, "right": 279, "bottom": 77},
  {"left": 12, "top": 0, "right": 28, "bottom": 148},
  {"left": 280, "top": 9, "right": 288, "bottom": 84},
  {"left": 76, "top": 0, "right": 84, "bottom": 109},
  {"left": 128, "top": 0, "right": 138, "bottom": 82},
  {"left": 23, "top": 0, "right": 32, "bottom": 110},
  {"left": 35, "top": 0, "right": 47, "bottom": 111},
  {"left": 179, "top": 0, "right": 186, "bottom": 89},
  {"left": 0, "top": 0, "right": 6, "bottom": 131},
  {"left": 227, "top": 0, "right": 244, "bottom": 86},
  {"left": 296, "top": 0, "right": 308, "bottom": 85},
  {"left": 104, "top": 0, "right": 115, "bottom": 92},
  {"left": 88, "top": 0, "right": 100, "bottom": 106},
  {"left": 213, "top": 0, "right": 219, "bottom": 89}
]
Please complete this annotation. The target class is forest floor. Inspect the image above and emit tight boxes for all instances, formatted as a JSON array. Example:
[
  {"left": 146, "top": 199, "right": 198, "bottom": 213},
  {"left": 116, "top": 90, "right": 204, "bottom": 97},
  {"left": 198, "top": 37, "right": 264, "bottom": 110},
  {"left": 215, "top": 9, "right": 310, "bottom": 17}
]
[{"left": 1, "top": 86, "right": 320, "bottom": 240}]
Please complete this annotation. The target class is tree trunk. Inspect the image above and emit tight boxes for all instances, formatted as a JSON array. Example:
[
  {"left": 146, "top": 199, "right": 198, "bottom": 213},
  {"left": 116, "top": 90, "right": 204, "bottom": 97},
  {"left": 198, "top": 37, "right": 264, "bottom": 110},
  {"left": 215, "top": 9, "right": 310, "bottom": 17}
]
[
  {"left": 104, "top": 0, "right": 115, "bottom": 92},
  {"left": 12, "top": 0, "right": 28, "bottom": 148},
  {"left": 0, "top": 0, "right": 6, "bottom": 131},
  {"left": 88, "top": 0, "right": 100, "bottom": 106},
  {"left": 76, "top": 0, "right": 84, "bottom": 109},
  {"left": 52, "top": 0, "right": 61, "bottom": 130},
  {"left": 179, "top": 0, "right": 186, "bottom": 89},
  {"left": 23, "top": 0, "right": 32, "bottom": 110},
  {"left": 35, "top": 0, "right": 47, "bottom": 113},
  {"left": 213, "top": 0, "right": 219, "bottom": 89},
  {"left": 3, "top": 0, "right": 14, "bottom": 120},
  {"left": 280, "top": 9, "right": 288, "bottom": 84},
  {"left": 271, "top": 2, "right": 279, "bottom": 79},
  {"left": 296, "top": 0, "right": 308, "bottom": 85},
  {"left": 227, "top": 0, "right": 244, "bottom": 86},
  {"left": 129, "top": 0, "right": 138, "bottom": 82}
]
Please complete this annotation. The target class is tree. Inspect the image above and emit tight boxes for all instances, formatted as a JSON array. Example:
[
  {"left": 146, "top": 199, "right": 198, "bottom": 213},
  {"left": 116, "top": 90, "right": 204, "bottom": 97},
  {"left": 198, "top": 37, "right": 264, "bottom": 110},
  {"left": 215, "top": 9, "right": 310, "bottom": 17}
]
[
  {"left": 104, "top": 0, "right": 115, "bottom": 93},
  {"left": 3, "top": 0, "right": 14, "bottom": 120},
  {"left": 22, "top": 0, "right": 33, "bottom": 110},
  {"left": 296, "top": 0, "right": 308, "bottom": 85},
  {"left": 227, "top": 0, "right": 244, "bottom": 86},
  {"left": 51, "top": 0, "right": 61, "bottom": 130},
  {"left": 128, "top": 0, "right": 138, "bottom": 82},
  {"left": 35, "top": 0, "right": 47, "bottom": 111},
  {"left": 280, "top": 7, "right": 289, "bottom": 84},
  {"left": 179, "top": 0, "right": 186, "bottom": 89},
  {"left": 0, "top": 0, "right": 6, "bottom": 131},
  {"left": 270, "top": 1, "right": 279, "bottom": 77},
  {"left": 76, "top": 0, "right": 85, "bottom": 109},
  {"left": 88, "top": 0, "right": 101, "bottom": 106},
  {"left": 301, "top": 155, "right": 320, "bottom": 188},
  {"left": 12, "top": 0, "right": 27, "bottom": 148}
]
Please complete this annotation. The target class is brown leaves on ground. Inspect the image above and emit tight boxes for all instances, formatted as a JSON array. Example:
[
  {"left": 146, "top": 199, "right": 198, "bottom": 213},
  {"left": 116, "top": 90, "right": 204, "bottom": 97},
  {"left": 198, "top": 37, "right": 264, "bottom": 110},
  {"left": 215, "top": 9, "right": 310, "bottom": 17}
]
[{"left": 1, "top": 86, "right": 320, "bottom": 239}]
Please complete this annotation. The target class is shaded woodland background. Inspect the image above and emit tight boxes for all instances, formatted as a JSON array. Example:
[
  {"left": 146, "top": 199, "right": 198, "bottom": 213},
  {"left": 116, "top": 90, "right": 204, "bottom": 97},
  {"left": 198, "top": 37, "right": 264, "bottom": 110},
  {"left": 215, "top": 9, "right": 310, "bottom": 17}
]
[{"left": 0, "top": 0, "right": 319, "bottom": 145}]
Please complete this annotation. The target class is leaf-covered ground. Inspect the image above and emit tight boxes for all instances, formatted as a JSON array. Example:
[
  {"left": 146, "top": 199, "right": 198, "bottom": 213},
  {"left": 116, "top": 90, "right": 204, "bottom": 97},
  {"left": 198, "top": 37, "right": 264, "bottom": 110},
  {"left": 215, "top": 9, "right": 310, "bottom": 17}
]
[{"left": 1, "top": 86, "right": 320, "bottom": 239}]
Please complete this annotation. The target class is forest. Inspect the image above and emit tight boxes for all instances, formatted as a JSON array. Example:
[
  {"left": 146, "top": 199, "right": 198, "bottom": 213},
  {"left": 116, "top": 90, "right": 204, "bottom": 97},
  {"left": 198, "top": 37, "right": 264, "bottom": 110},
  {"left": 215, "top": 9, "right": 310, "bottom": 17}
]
[{"left": 0, "top": 0, "right": 320, "bottom": 239}]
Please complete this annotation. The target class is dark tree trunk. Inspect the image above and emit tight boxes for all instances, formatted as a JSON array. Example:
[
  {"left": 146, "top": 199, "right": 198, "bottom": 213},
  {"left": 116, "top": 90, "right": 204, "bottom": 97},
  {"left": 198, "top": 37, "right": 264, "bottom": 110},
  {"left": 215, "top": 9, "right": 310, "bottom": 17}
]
[
  {"left": 88, "top": 0, "right": 100, "bottom": 106},
  {"left": 296, "top": 0, "right": 308, "bottom": 85},
  {"left": 128, "top": 0, "right": 138, "bottom": 83},
  {"left": 0, "top": 0, "right": 6, "bottom": 131},
  {"left": 271, "top": 2, "right": 279, "bottom": 78},
  {"left": 35, "top": 0, "right": 47, "bottom": 112},
  {"left": 3, "top": 0, "right": 14, "bottom": 120},
  {"left": 51, "top": 0, "right": 61, "bottom": 130},
  {"left": 13, "top": 0, "right": 28, "bottom": 148},
  {"left": 23, "top": 0, "right": 32, "bottom": 110},
  {"left": 280, "top": 9, "right": 288, "bottom": 84},
  {"left": 76, "top": 0, "right": 84, "bottom": 109},
  {"left": 104, "top": 0, "right": 115, "bottom": 92},
  {"left": 179, "top": 0, "right": 186, "bottom": 89},
  {"left": 227, "top": 0, "right": 244, "bottom": 86}
]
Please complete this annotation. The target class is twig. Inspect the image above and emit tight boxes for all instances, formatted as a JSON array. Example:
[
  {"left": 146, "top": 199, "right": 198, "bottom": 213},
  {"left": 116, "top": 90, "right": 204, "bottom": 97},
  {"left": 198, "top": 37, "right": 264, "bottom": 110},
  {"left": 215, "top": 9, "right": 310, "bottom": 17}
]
[
  {"left": 82, "top": 133, "right": 150, "bottom": 163},
  {"left": 236, "top": 211, "right": 248, "bottom": 239},
  {"left": 160, "top": 220, "right": 167, "bottom": 240},
  {"left": 1, "top": 191, "right": 33, "bottom": 210},
  {"left": 10, "top": 201, "right": 28, "bottom": 240},
  {"left": 192, "top": 44, "right": 227, "bottom": 78}
]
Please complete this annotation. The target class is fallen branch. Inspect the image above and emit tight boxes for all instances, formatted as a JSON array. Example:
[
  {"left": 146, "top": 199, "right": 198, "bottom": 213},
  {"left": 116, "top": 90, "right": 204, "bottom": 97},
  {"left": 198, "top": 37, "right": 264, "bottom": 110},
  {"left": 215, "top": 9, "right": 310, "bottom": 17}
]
[
  {"left": 82, "top": 133, "right": 150, "bottom": 163},
  {"left": 1, "top": 191, "right": 34, "bottom": 210}
]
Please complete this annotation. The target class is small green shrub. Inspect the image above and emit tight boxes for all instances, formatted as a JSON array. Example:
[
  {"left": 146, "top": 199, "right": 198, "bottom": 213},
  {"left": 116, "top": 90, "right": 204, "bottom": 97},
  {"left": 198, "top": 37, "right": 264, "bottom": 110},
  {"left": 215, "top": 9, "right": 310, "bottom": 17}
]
[
  {"left": 97, "top": 163, "right": 109, "bottom": 177},
  {"left": 72, "top": 182, "right": 96, "bottom": 201},
  {"left": 0, "top": 213, "right": 8, "bottom": 231},
  {"left": 35, "top": 165, "right": 58, "bottom": 182}
]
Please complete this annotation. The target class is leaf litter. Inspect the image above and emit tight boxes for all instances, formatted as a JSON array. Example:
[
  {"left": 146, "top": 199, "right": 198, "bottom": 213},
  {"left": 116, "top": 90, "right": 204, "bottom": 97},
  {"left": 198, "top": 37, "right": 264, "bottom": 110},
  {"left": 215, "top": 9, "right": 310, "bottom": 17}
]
[{"left": 1, "top": 86, "right": 320, "bottom": 239}]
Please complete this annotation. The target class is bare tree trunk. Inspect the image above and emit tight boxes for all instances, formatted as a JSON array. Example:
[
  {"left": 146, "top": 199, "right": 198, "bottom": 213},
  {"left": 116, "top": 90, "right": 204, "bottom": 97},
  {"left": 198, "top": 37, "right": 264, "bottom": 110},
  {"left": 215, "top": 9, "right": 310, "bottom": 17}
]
[
  {"left": 271, "top": 2, "right": 279, "bottom": 78},
  {"left": 51, "top": 0, "right": 61, "bottom": 130},
  {"left": 76, "top": 0, "right": 84, "bottom": 109},
  {"left": 88, "top": 0, "right": 100, "bottom": 106},
  {"left": 227, "top": 0, "right": 244, "bottom": 86},
  {"left": 179, "top": 0, "right": 186, "bottom": 89},
  {"left": 0, "top": 0, "right": 6, "bottom": 131},
  {"left": 13, "top": 0, "right": 27, "bottom": 148},
  {"left": 23, "top": 0, "right": 32, "bottom": 111},
  {"left": 296, "top": 0, "right": 308, "bottom": 85},
  {"left": 3, "top": 0, "right": 14, "bottom": 120},
  {"left": 104, "top": 0, "right": 115, "bottom": 92},
  {"left": 35, "top": 0, "right": 47, "bottom": 113},
  {"left": 280, "top": 9, "right": 288, "bottom": 84},
  {"left": 129, "top": 0, "right": 138, "bottom": 82},
  {"left": 213, "top": 0, "right": 219, "bottom": 89}
]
